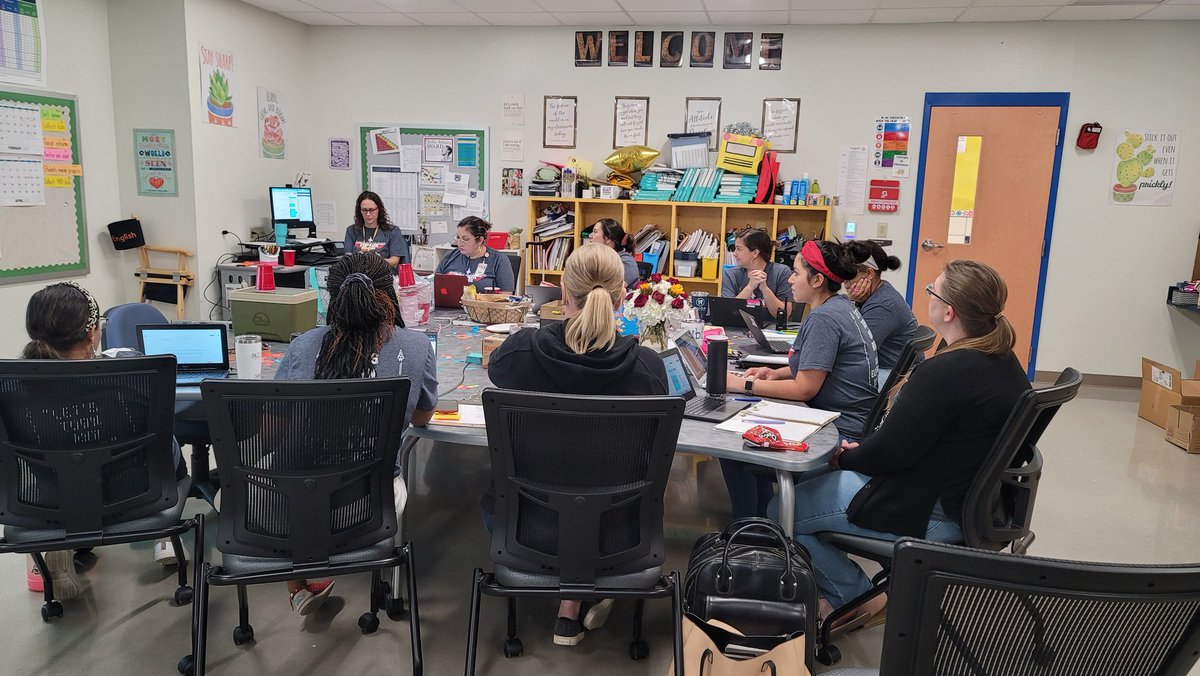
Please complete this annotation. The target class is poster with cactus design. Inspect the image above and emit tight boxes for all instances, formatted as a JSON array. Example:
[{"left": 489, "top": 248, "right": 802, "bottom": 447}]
[
  {"left": 199, "top": 45, "right": 235, "bottom": 127},
  {"left": 1109, "top": 128, "right": 1178, "bottom": 206}
]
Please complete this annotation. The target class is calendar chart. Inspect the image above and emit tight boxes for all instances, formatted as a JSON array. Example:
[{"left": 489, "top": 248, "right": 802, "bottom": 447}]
[{"left": 0, "top": 0, "right": 46, "bottom": 88}]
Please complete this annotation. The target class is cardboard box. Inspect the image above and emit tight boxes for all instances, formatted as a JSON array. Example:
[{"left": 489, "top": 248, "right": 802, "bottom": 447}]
[
  {"left": 482, "top": 334, "right": 508, "bottom": 367},
  {"left": 1165, "top": 405, "right": 1200, "bottom": 453},
  {"left": 539, "top": 300, "right": 567, "bottom": 323},
  {"left": 1138, "top": 358, "right": 1200, "bottom": 429}
]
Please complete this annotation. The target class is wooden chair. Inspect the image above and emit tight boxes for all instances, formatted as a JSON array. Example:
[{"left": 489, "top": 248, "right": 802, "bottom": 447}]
[{"left": 135, "top": 245, "right": 194, "bottom": 319}]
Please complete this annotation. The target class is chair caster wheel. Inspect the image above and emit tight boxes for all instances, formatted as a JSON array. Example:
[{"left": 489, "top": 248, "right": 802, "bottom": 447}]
[
  {"left": 233, "top": 625, "right": 255, "bottom": 645},
  {"left": 177, "top": 655, "right": 194, "bottom": 675},
  {"left": 173, "top": 586, "right": 194, "bottom": 606},
  {"left": 383, "top": 593, "right": 406, "bottom": 621},
  {"left": 817, "top": 644, "right": 842, "bottom": 665},
  {"left": 629, "top": 639, "right": 650, "bottom": 660},
  {"left": 359, "top": 612, "right": 380, "bottom": 634},
  {"left": 503, "top": 638, "right": 523, "bottom": 658},
  {"left": 41, "top": 601, "right": 64, "bottom": 622}
]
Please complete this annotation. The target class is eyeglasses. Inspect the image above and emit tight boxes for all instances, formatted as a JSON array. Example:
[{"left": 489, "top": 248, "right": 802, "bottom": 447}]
[
  {"left": 360, "top": 207, "right": 378, "bottom": 214},
  {"left": 925, "top": 283, "right": 952, "bottom": 305},
  {"left": 456, "top": 234, "right": 479, "bottom": 243}
]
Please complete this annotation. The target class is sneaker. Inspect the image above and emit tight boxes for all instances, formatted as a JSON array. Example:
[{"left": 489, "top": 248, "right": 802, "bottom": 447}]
[
  {"left": 553, "top": 616, "right": 586, "bottom": 646},
  {"left": 154, "top": 539, "right": 185, "bottom": 567},
  {"left": 27, "top": 555, "right": 43, "bottom": 593},
  {"left": 290, "top": 580, "right": 334, "bottom": 616},
  {"left": 581, "top": 598, "right": 614, "bottom": 631},
  {"left": 42, "top": 551, "right": 84, "bottom": 601}
]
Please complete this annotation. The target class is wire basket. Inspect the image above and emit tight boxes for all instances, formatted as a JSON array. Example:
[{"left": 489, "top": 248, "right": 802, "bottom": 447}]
[{"left": 462, "top": 294, "right": 529, "bottom": 324}]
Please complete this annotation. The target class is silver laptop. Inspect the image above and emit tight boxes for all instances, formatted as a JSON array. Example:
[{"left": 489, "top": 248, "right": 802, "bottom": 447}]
[
  {"left": 661, "top": 349, "right": 748, "bottom": 423},
  {"left": 739, "top": 309, "right": 792, "bottom": 354},
  {"left": 136, "top": 323, "right": 230, "bottom": 384}
]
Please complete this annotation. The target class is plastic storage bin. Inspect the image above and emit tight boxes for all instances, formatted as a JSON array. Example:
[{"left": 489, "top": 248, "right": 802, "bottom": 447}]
[{"left": 230, "top": 287, "right": 317, "bottom": 341}]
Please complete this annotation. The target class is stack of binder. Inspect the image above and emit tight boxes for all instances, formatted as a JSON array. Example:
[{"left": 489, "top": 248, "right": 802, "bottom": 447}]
[{"left": 713, "top": 173, "right": 759, "bottom": 204}]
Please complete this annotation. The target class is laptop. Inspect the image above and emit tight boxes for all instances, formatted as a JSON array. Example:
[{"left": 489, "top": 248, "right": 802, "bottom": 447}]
[
  {"left": 707, "top": 297, "right": 771, "bottom": 328},
  {"left": 136, "top": 323, "right": 230, "bottom": 384},
  {"left": 673, "top": 331, "right": 708, "bottom": 383},
  {"left": 526, "top": 285, "right": 562, "bottom": 312},
  {"left": 739, "top": 309, "right": 793, "bottom": 354},
  {"left": 661, "top": 349, "right": 749, "bottom": 423},
  {"left": 434, "top": 273, "right": 470, "bottom": 308}
]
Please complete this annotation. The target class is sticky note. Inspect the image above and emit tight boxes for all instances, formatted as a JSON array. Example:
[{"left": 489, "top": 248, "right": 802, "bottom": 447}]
[
  {"left": 43, "top": 137, "right": 71, "bottom": 150},
  {"left": 43, "top": 148, "right": 71, "bottom": 162},
  {"left": 44, "top": 175, "right": 73, "bottom": 188},
  {"left": 42, "top": 120, "right": 66, "bottom": 132},
  {"left": 44, "top": 164, "right": 83, "bottom": 176}
]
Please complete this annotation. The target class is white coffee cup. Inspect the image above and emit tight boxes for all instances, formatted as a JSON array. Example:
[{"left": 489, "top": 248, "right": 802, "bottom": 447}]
[{"left": 235, "top": 334, "right": 262, "bottom": 380}]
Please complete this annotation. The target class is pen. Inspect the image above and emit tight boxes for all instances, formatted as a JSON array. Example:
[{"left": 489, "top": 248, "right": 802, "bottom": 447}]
[{"left": 746, "top": 418, "right": 786, "bottom": 424}]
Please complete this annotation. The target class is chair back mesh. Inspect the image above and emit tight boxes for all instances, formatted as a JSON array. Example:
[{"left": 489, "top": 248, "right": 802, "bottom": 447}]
[
  {"left": 0, "top": 357, "right": 179, "bottom": 534},
  {"left": 483, "top": 389, "right": 684, "bottom": 586},
  {"left": 960, "top": 368, "right": 1083, "bottom": 550},
  {"left": 883, "top": 539, "right": 1200, "bottom": 676},
  {"left": 202, "top": 378, "right": 410, "bottom": 564},
  {"left": 863, "top": 324, "right": 937, "bottom": 435}
]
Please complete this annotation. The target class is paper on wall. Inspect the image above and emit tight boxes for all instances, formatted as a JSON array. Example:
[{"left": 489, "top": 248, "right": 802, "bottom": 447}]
[
  {"left": 314, "top": 200, "right": 338, "bottom": 233},
  {"left": 502, "top": 94, "right": 525, "bottom": 126},
  {"left": 836, "top": 145, "right": 868, "bottom": 215},
  {"left": 369, "top": 165, "right": 419, "bottom": 231},
  {"left": 501, "top": 130, "right": 523, "bottom": 162},
  {"left": 400, "top": 144, "right": 421, "bottom": 172},
  {"left": 443, "top": 171, "right": 471, "bottom": 206}
]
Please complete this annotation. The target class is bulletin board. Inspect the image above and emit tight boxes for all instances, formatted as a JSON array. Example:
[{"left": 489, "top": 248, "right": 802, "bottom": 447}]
[
  {"left": 358, "top": 125, "right": 487, "bottom": 247},
  {"left": 0, "top": 87, "right": 88, "bottom": 284}
]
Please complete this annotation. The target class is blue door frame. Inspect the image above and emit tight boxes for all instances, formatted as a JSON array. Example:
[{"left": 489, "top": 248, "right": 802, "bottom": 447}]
[{"left": 905, "top": 92, "right": 1070, "bottom": 378}]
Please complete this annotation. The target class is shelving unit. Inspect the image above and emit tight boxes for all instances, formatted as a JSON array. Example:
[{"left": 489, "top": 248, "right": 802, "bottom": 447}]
[{"left": 524, "top": 197, "right": 831, "bottom": 293}]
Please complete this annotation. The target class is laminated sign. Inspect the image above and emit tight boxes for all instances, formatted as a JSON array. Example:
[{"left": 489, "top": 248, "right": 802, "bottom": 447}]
[{"left": 867, "top": 179, "right": 899, "bottom": 213}]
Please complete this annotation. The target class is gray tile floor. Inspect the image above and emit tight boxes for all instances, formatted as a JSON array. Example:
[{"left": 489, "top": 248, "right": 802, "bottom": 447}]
[{"left": 1, "top": 384, "right": 1199, "bottom": 675}]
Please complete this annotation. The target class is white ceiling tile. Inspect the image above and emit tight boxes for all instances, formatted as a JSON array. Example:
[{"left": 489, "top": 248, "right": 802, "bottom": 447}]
[
  {"left": 240, "top": 0, "right": 324, "bottom": 12},
  {"left": 277, "top": 10, "right": 356, "bottom": 23},
  {"left": 537, "top": 0, "right": 624, "bottom": 10},
  {"left": 790, "top": 8, "right": 875, "bottom": 22},
  {"left": 405, "top": 11, "right": 490, "bottom": 23},
  {"left": 478, "top": 11, "right": 564, "bottom": 24},
  {"left": 617, "top": 0, "right": 706, "bottom": 9},
  {"left": 966, "top": 0, "right": 1066, "bottom": 5},
  {"left": 878, "top": 0, "right": 970, "bottom": 8},
  {"left": 706, "top": 9, "right": 789, "bottom": 23},
  {"left": 625, "top": 10, "right": 712, "bottom": 22},
  {"left": 1137, "top": 3, "right": 1200, "bottom": 17},
  {"left": 297, "top": 0, "right": 391, "bottom": 11},
  {"left": 703, "top": 0, "right": 789, "bottom": 9},
  {"left": 333, "top": 11, "right": 422, "bottom": 24},
  {"left": 454, "top": 0, "right": 542, "bottom": 10},
  {"left": 1045, "top": 4, "right": 1156, "bottom": 19},
  {"left": 373, "top": 0, "right": 467, "bottom": 10},
  {"left": 872, "top": 7, "right": 964, "bottom": 21},
  {"left": 551, "top": 11, "right": 635, "bottom": 24},
  {"left": 1165, "top": 0, "right": 1200, "bottom": 4},
  {"left": 957, "top": 5, "right": 1057, "bottom": 21},
  {"left": 792, "top": 0, "right": 879, "bottom": 9}
]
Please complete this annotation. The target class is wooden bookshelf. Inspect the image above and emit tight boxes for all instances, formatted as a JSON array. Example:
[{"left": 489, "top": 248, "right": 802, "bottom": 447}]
[{"left": 525, "top": 197, "right": 831, "bottom": 294}]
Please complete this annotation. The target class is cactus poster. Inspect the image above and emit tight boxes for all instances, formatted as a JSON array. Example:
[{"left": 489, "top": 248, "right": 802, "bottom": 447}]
[
  {"left": 199, "top": 45, "right": 235, "bottom": 127},
  {"left": 1109, "top": 128, "right": 1179, "bottom": 206},
  {"left": 257, "top": 87, "right": 286, "bottom": 160}
]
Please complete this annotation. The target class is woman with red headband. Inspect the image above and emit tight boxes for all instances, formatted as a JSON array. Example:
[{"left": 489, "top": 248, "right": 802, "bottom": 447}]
[{"left": 721, "top": 240, "right": 879, "bottom": 518}]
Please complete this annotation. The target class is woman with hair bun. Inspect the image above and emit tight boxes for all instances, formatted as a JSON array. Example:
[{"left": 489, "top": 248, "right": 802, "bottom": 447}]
[
  {"left": 588, "top": 218, "right": 640, "bottom": 288},
  {"left": 845, "top": 240, "right": 918, "bottom": 378}
]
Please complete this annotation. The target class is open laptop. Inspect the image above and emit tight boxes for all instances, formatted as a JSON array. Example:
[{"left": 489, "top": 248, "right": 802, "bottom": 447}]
[
  {"left": 136, "top": 323, "right": 229, "bottom": 384},
  {"left": 673, "top": 331, "right": 708, "bottom": 383},
  {"left": 707, "top": 297, "right": 771, "bottom": 328},
  {"left": 739, "top": 309, "right": 792, "bottom": 354},
  {"left": 434, "top": 273, "right": 470, "bottom": 308},
  {"left": 526, "top": 285, "right": 562, "bottom": 312},
  {"left": 661, "top": 349, "right": 749, "bottom": 423}
]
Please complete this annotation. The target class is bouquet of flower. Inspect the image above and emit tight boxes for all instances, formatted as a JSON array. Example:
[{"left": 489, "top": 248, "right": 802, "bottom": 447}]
[{"left": 623, "top": 274, "right": 691, "bottom": 349}]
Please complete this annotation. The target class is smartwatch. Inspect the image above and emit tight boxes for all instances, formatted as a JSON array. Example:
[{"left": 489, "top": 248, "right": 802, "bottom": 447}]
[{"left": 743, "top": 378, "right": 755, "bottom": 394}]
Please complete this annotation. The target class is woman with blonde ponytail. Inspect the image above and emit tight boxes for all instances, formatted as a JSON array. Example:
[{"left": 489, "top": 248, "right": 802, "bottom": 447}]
[
  {"left": 773, "top": 259, "right": 1031, "bottom": 631},
  {"left": 486, "top": 243, "right": 667, "bottom": 646}
]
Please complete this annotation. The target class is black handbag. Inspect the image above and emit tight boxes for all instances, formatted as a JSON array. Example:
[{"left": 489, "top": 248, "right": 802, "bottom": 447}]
[{"left": 684, "top": 518, "right": 820, "bottom": 638}]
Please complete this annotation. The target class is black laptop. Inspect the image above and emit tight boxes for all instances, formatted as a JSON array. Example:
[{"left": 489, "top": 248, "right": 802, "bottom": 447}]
[
  {"left": 739, "top": 309, "right": 792, "bottom": 354},
  {"left": 707, "top": 297, "right": 771, "bottom": 328},
  {"left": 136, "top": 323, "right": 230, "bottom": 384},
  {"left": 662, "top": 349, "right": 748, "bottom": 422}
]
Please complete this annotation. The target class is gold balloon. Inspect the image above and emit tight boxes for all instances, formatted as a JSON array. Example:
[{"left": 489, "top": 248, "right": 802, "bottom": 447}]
[
  {"left": 606, "top": 172, "right": 635, "bottom": 189},
  {"left": 604, "top": 145, "right": 660, "bottom": 174}
]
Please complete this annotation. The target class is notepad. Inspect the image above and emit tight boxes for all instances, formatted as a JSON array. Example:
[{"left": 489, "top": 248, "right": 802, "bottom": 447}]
[
  {"left": 715, "top": 402, "right": 839, "bottom": 443},
  {"left": 429, "top": 404, "right": 486, "bottom": 428}
]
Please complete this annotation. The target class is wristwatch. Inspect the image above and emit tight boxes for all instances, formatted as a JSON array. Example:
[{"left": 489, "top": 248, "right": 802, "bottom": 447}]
[{"left": 743, "top": 377, "right": 755, "bottom": 394}]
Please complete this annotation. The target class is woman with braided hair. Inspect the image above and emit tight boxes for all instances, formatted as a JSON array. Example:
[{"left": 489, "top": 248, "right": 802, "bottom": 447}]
[{"left": 275, "top": 253, "right": 438, "bottom": 615}]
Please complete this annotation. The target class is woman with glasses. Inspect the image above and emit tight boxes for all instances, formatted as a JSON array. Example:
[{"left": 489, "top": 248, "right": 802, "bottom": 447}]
[
  {"left": 845, "top": 240, "right": 919, "bottom": 383},
  {"left": 720, "top": 228, "right": 792, "bottom": 316},
  {"left": 435, "top": 216, "right": 515, "bottom": 293},
  {"left": 344, "top": 190, "right": 410, "bottom": 269},
  {"left": 773, "top": 259, "right": 1030, "bottom": 634}
]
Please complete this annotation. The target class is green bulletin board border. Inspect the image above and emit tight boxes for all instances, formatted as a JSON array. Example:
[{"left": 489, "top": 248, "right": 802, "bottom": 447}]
[{"left": 0, "top": 86, "right": 88, "bottom": 283}]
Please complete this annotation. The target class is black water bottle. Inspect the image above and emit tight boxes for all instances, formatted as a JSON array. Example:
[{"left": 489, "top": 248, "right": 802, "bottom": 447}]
[
  {"left": 776, "top": 301, "right": 788, "bottom": 331},
  {"left": 706, "top": 337, "right": 728, "bottom": 396}
]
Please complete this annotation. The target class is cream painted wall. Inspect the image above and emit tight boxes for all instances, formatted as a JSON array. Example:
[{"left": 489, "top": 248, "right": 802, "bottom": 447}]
[
  {"left": 0, "top": 0, "right": 126, "bottom": 358},
  {"left": 303, "top": 21, "right": 1200, "bottom": 378}
]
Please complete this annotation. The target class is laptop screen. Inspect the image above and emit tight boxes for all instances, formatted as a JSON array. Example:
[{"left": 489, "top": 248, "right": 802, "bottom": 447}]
[
  {"left": 139, "top": 326, "right": 227, "bottom": 369},
  {"left": 661, "top": 351, "right": 695, "bottom": 399},
  {"left": 674, "top": 332, "right": 707, "bottom": 381}
]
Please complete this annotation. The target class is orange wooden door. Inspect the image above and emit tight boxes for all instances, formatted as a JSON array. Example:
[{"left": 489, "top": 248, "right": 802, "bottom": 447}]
[{"left": 910, "top": 97, "right": 1067, "bottom": 372}]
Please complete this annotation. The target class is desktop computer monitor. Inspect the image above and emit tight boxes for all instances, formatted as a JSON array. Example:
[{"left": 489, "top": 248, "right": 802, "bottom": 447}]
[{"left": 269, "top": 186, "right": 315, "bottom": 237}]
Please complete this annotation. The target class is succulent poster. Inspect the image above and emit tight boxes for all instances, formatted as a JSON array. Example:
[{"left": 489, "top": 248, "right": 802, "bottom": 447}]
[
  {"left": 199, "top": 45, "right": 235, "bottom": 127},
  {"left": 257, "top": 86, "right": 286, "bottom": 160},
  {"left": 1109, "top": 128, "right": 1179, "bottom": 206}
]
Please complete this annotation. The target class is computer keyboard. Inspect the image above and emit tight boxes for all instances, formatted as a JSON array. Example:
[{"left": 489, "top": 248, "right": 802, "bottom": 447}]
[
  {"left": 685, "top": 396, "right": 728, "bottom": 415},
  {"left": 770, "top": 340, "right": 792, "bottom": 353},
  {"left": 177, "top": 371, "right": 228, "bottom": 383}
]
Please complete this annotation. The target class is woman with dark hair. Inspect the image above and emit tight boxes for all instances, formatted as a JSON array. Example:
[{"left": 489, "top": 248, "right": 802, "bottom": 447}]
[
  {"left": 721, "top": 240, "right": 878, "bottom": 518},
  {"left": 588, "top": 218, "right": 640, "bottom": 288},
  {"left": 344, "top": 190, "right": 410, "bottom": 269},
  {"left": 274, "top": 253, "right": 438, "bottom": 615},
  {"left": 721, "top": 228, "right": 792, "bottom": 315},
  {"left": 435, "top": 216, "right": 515, "bottom": 293},
  {"left": 20, "top": 282, "right": 190, "bottom": 597},
  {"left": 846, "top": 240, "right": 918, "bottom": 379},
  {"left": 774, "top": 259, "right": 1029, "bottom": 631}
]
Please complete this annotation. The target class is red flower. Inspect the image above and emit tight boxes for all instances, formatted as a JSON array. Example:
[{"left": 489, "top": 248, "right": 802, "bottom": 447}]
[
  {"left": 671, "top": 297, "right": 685, "bottom": 309},
  {"left": 651, "top": 273, "right": 662, "bottom": 283},
  {"left": 633, "top": 294, "right": 648, "bottom": 308},
  {"left": 668, "top": 277, "right": 679, "bottom": 285},
  {"left": 652, "top": 291, "right": 666, "bottom": 304}
]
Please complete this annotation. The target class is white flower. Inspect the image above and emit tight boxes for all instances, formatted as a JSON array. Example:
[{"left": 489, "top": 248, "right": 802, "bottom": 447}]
[{"left": 621, "top": 278, "right": 693, "bottom": 327}]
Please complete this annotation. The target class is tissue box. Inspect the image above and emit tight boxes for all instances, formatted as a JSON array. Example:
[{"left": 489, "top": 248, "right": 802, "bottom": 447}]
[
  {"left": 540, "top": 300, "right": 567, "bottom": 322},
  {"left": 482, "top": 334, "right": 508, "bottom": 367}
]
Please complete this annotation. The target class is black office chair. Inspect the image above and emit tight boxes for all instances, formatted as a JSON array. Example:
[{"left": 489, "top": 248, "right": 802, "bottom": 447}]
[
  {"left": 180, "top": 378, "right": 421, "bottom": 676},
  {"left": 826, "top": 538, "right": 1200, "bottom": 676},
  {"left": 862, "top": 325, "right": 938, "bottom": 436},
  {"left": 465, "top": 390, "right": 686, "bottom": 675},
  {"left": 0, "top": 357, "right": 197, "bottom": 622},
  {"left": 814, "top": 366, "right": 1084, "bottom": 665}
]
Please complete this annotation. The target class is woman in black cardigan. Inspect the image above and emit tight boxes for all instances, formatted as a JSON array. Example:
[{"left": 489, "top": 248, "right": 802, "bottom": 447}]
[{"left": 771, "top": 259, "right": 1030, "bottom": 629}]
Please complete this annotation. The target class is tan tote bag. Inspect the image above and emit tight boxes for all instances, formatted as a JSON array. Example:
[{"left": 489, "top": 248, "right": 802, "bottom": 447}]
[{"left": 668, "top": 612, "right": 811, "bottom": 676}]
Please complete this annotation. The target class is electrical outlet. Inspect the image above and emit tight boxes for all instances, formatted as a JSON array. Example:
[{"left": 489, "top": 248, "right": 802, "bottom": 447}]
[
  {"left": 877, "top": 222, "right": 888, "bottom": 237},
  {"left": 248, "top": 226, "right": 271, "bottom": 240}
]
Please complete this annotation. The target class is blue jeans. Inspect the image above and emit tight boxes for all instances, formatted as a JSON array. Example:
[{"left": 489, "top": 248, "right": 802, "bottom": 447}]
[{"left": 768, "top": 469, "right": 962, "bottom": 608}]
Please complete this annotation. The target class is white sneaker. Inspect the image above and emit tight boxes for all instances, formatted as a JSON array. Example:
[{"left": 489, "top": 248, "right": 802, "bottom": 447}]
[
  {"left": 582, "top": 598, "right": 615, "bottom": 631},
  {"left": 154, "top": 539, "right": 185, "bottom": 567},
  {"left": 290, "top": 580, "right": 335, "bottom": 616},
  {"left": 42, "top": 551, "right": 85, "bottom": 601}
]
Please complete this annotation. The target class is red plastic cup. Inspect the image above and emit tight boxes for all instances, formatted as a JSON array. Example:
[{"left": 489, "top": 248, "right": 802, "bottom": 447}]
[
  {"left": 255, "top": 262, "right": 276, "bottom": 291},
  {"left": 397, "top": 263, "right": 415, "bottom": 287},
  {"left": 281, "top": 249, "right": 296, "bottom": 266}
]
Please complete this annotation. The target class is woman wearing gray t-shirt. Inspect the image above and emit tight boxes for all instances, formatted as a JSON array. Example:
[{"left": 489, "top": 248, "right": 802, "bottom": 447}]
[{"left": 845, "top": 240, "right": 919, "bottom": 380}]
